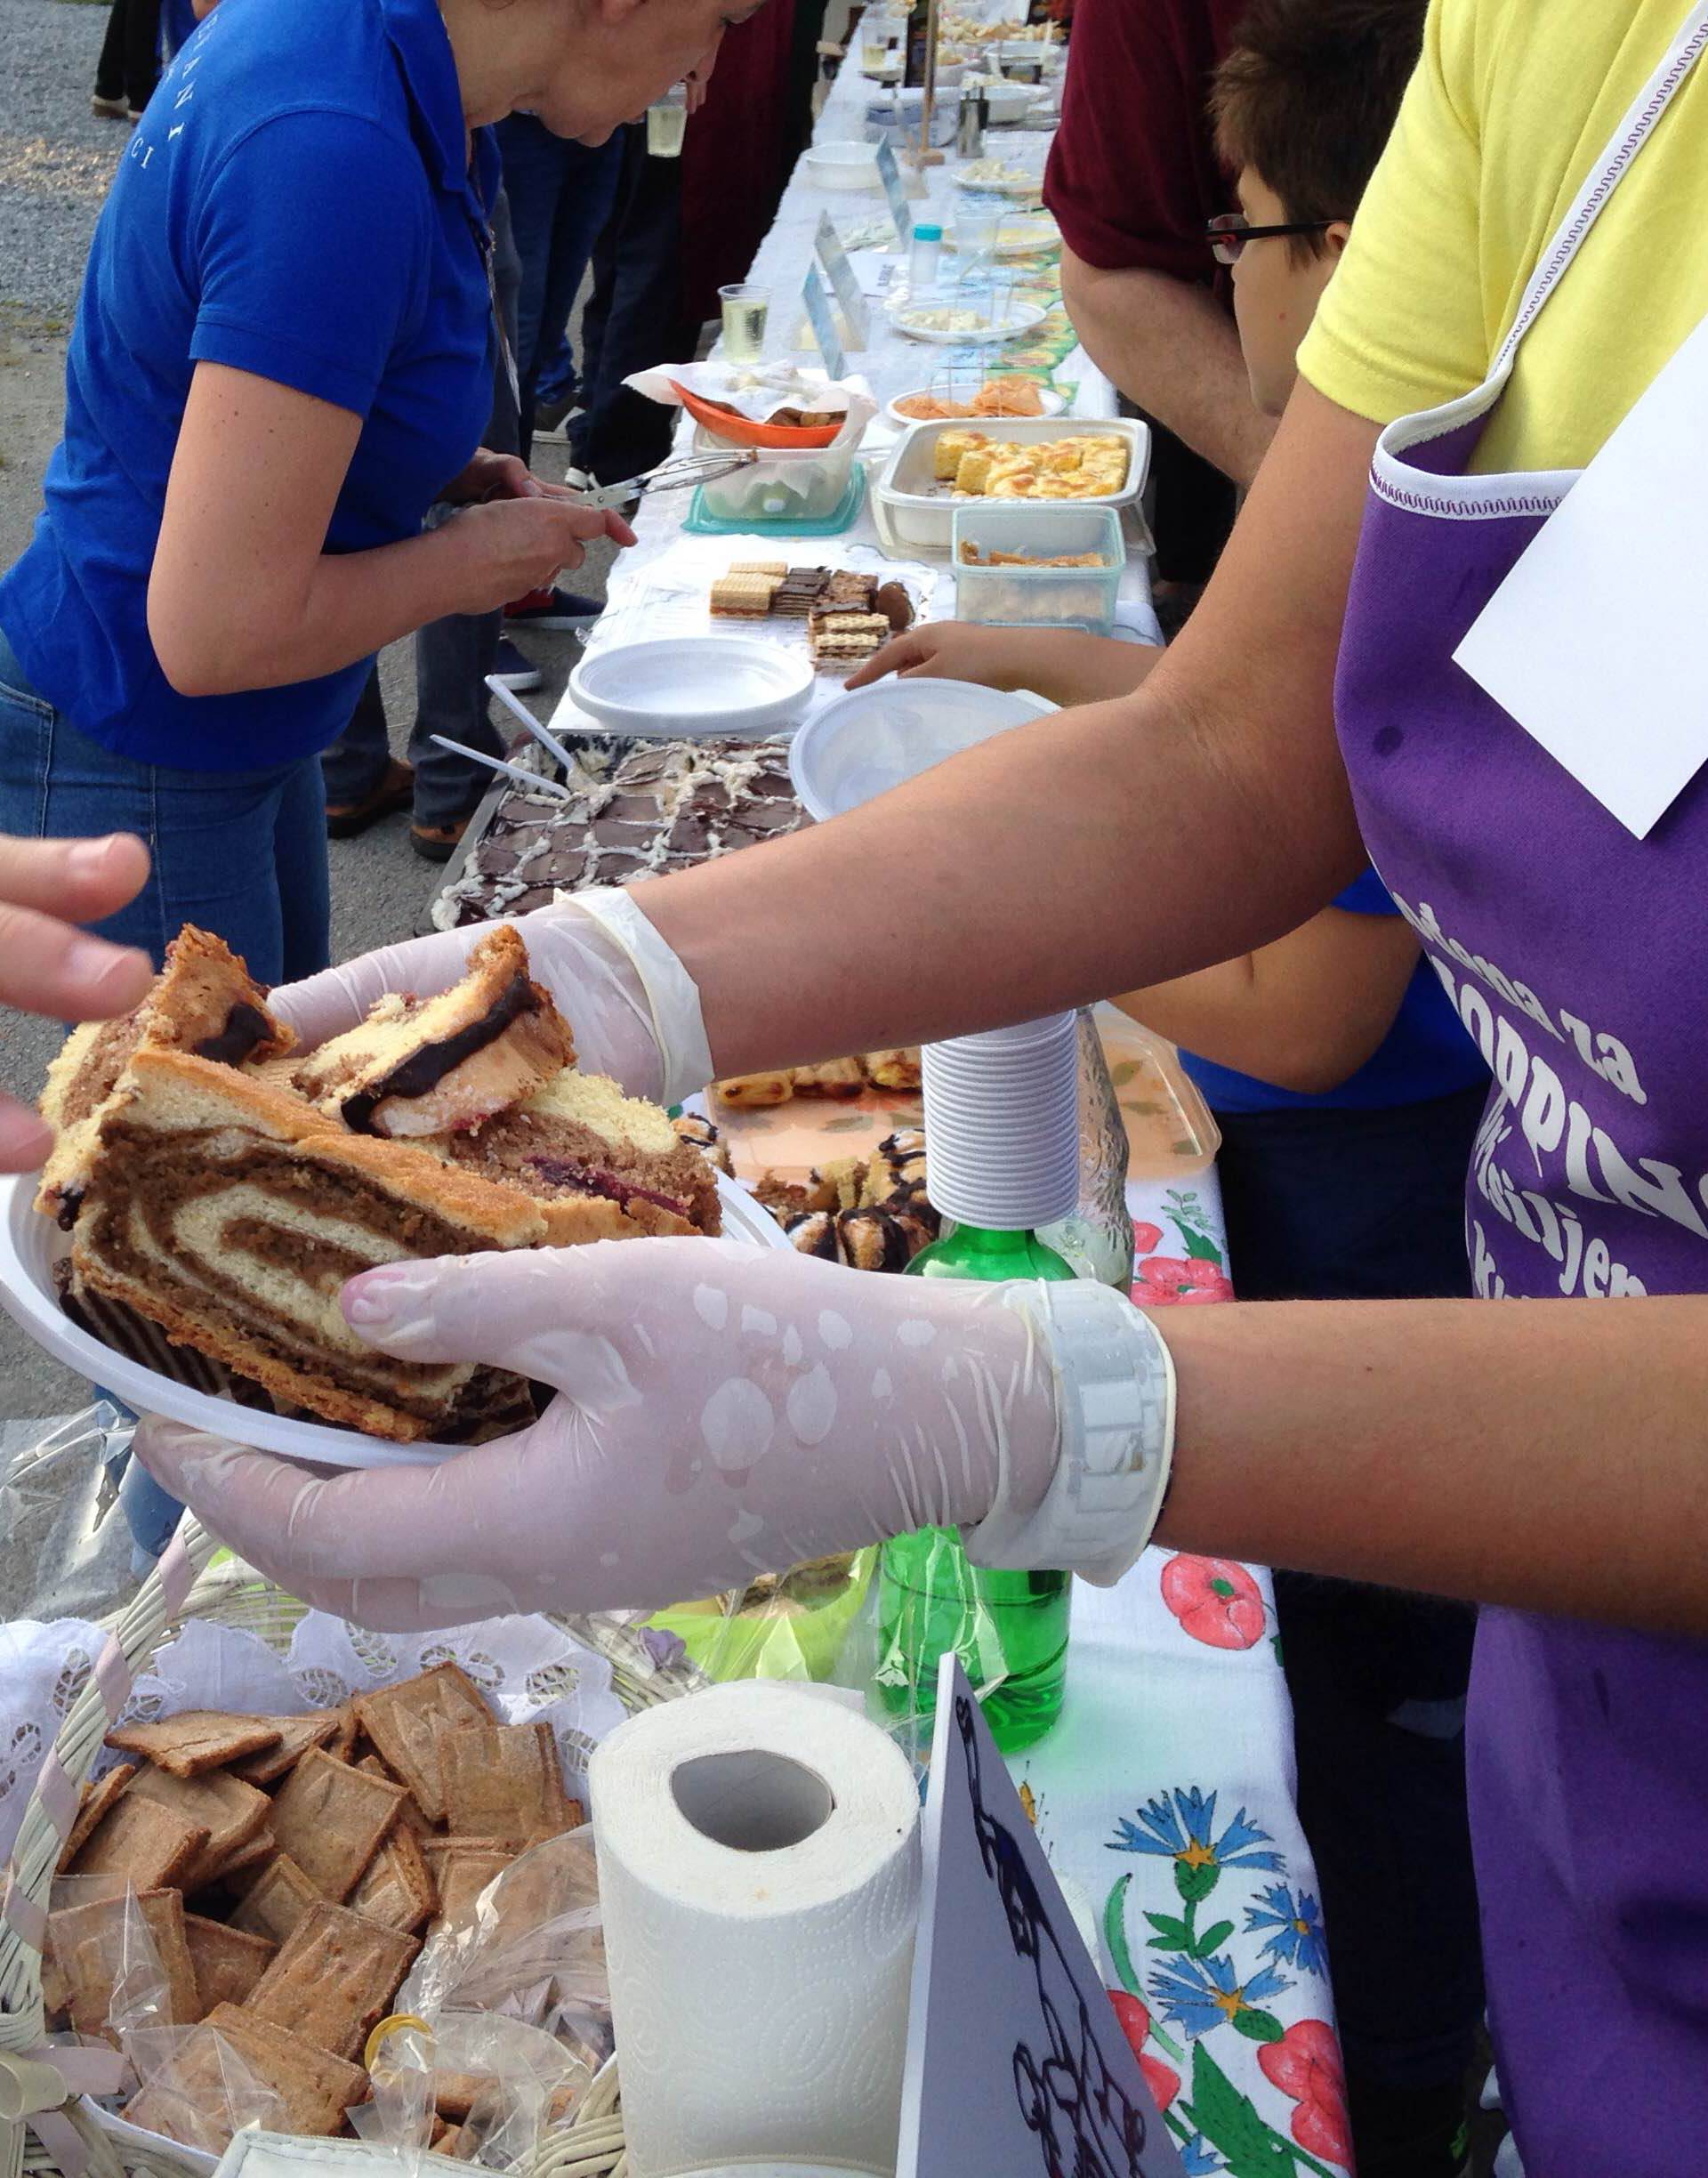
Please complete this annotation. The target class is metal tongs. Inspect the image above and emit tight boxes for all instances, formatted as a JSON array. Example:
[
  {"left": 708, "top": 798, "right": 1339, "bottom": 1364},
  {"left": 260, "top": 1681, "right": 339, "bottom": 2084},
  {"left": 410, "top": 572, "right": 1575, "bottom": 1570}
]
[{"left": 568, "top": 446, "right": 759, "bottom": 512}]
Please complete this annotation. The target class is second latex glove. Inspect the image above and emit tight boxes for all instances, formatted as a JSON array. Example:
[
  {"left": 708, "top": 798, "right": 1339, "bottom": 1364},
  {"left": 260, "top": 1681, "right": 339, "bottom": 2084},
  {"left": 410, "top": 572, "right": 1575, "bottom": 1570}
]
[
  {"left": 270, "top": 891, "right": 710, "bottom": 1108},
  {"left": 136, "top": 1239, "right": 1174, "bottom": 1631}
]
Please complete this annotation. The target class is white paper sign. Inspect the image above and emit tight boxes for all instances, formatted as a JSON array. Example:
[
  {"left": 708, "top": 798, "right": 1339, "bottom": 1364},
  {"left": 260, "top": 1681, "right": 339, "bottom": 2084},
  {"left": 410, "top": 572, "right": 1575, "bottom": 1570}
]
[
  {"left": 899, "top": 1658, "right": 1184, "bottom": 2178},
  {"left": 801, "top": 265, "right": 848, "bottom": 382},
  {"left": 1454, "top": 310, "right": 1708, "bottom": 839},
  {"left": 875, "top": 137, "right": 914, "bottom": 246},
  {"left": 815, "top": 212, "right": 871, "bottom": 351}
]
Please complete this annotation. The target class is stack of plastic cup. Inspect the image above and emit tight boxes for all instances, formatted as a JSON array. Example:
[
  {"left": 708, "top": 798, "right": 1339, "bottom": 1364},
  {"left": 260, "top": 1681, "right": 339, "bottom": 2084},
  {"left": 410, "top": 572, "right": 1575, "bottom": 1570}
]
[{"left": 921, "top": 1012, "right": 1080, "bottom": 1232}]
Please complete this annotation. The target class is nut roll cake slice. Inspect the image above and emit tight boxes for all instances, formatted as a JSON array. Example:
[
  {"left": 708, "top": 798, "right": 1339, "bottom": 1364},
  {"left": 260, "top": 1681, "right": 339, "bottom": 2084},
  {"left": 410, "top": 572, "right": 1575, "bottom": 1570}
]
[
  {"left": 69, "top": 1049, "right": 546, "bottom": 1440},
  {"left": 292, "top": 926, "right": 575, "bottom": 1140}
]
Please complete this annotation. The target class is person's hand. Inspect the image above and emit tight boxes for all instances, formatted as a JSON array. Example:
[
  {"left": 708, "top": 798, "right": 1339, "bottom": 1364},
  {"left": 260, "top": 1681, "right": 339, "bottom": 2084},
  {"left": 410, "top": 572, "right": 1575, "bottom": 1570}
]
[
  {"left": 446, "top": 449, "right": 547, "bottom": 505},
  {"left": 135, "top": 1238, "right": 1173, "bottom": 1628},
  {"left": 437, "top": 498, "right": 638, "bottom": 618},
  {"left": 844, "top": 621, "right": 1043, "bottom": 691},
  {"left": 271, "top": 891, "right": 709, "bottom": 1107},
  {"left": 0, "top": 834, "right": 153, "bottom": 1169}
]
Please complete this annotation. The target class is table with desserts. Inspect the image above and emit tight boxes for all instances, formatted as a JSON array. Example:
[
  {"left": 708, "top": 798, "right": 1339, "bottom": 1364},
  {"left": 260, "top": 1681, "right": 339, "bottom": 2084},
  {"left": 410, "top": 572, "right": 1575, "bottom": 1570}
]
[{"left": 417, "top": 45, "right": 1354, "bottom": 2176}]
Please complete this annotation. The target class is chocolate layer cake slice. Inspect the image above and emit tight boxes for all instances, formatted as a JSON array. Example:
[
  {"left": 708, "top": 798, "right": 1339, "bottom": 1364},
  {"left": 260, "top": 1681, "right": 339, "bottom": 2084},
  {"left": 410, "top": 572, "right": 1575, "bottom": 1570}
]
[
  {"left": 37, "top": 926, "right": 293, "bottom": 1228},
  {"left": 434, "top": 1068, "right": 722, "bottom": 1242},
  {"left": 70, "top": 1048, "right": 547, "bottom": 1440},
  {"left": 292, "top": 927, "right": 576, "bottom": 1139}
]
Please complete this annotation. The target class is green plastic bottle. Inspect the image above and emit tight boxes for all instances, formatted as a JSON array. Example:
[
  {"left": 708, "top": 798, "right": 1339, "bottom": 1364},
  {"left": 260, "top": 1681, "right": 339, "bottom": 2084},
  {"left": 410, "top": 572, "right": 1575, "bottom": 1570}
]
[{"left": 875, "top": 1222, "right": 1077, "bottom": 1752}]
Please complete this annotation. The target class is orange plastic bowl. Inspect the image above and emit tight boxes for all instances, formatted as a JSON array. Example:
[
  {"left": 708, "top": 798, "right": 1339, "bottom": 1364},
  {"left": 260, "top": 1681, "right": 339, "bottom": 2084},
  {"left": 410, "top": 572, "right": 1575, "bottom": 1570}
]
[{"left": 673, "top": 381, "right": 846, "bottom": 449}]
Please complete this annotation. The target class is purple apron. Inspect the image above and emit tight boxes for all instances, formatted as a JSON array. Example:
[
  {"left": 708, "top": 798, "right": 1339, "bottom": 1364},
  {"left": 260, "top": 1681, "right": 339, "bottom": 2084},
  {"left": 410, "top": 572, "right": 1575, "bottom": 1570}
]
[{"left": 1333, "top": 12, "right": 1708, "bottom": 2167}]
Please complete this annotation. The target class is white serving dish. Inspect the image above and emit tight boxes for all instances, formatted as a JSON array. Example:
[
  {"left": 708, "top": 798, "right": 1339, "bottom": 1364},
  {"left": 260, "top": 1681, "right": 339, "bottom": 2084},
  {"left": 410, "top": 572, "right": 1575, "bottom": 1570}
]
[
  {"left": 0, "top": 1171, "right": 785, "bottom": 1470},
  {"left": 963, "top": 77, "right": 1035, "bottom": 124},
  {"left": 887, "top": 296, "right": 1046, "bottom": 345},
  {"left": 952, "top": 503, "right": 1125, "bottom": 634},
  {"left": 884, "top": 382, "right": 1066, "bottom": 427},
  {"left": 871, "top": 414, "right": 1151, "bottom": 558},
  {"left": 790, "top": 677, "right": 1058, "bottom": 819},
  {"left": 801, "top": 140, "right": 882, "bottom": 190},
  {"left": 569, "top": 634, "right": 814, "bottom": 739},
  {"left": 952, "top": 158, "right": 1044, "bottom": 199},
  {"left": 944, "top": 208, "right": 1060, "bottom": 257},
  {"left": 689, "top": 422, "right": 858, "bottom": 525}
]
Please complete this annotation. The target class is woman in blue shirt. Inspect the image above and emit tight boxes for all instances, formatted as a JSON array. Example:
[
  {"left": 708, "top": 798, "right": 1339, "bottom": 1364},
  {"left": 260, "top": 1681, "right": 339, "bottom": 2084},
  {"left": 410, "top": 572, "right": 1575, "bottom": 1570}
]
[{"left": 0, "top": 0, "right": 753, "bottom": 982}]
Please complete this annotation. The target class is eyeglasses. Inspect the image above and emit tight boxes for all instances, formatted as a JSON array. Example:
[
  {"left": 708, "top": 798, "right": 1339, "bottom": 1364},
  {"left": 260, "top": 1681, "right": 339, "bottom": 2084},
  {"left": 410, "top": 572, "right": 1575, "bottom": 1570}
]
[{"left": 1205, "top": 212, "right": 1341, "bottom": 266}]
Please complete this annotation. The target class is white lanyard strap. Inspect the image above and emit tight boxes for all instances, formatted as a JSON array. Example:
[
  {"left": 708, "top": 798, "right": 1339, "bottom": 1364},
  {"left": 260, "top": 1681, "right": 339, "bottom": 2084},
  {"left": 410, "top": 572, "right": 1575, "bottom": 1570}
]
[{"left": 1493, "top": 3, "right": 1708, "bottom": 376}]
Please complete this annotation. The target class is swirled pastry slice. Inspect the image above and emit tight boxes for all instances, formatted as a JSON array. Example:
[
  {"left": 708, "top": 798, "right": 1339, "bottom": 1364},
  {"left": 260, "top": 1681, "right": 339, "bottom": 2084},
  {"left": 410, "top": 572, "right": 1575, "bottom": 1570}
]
[
  {"left": 36, "top": 925, "right": 293, "bottom": 1227},
  {"left": 291, "top": 925, "right": 575, "bottom": 1140},
  {"left": 70, "top": 1048, "right": 545, "bottom": 1440}
]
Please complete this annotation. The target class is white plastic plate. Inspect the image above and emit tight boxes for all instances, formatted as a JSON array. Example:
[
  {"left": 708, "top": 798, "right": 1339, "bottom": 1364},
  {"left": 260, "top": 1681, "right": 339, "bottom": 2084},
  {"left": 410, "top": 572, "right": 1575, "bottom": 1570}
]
[
  {"left": 884, "top": 383, "right": 1066, "bottom": 428},
  {"left": 568, "top": 636, "right": 815, "bottom": 740},
  {"left": 788, "top": 676, "right": 1058, "bottom": 820},
  {"left": 887, "top": 298, "right": 1047, "bottom": 346},
  {"left": 0, "top": 1172, "right": 785, "bottom": 1470}
]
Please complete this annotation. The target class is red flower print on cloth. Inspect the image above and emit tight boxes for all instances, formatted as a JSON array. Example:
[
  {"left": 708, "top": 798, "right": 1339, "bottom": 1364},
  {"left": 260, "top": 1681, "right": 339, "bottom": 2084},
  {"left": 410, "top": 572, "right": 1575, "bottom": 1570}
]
[
  {"left": 1259, "top": 2019, "right": 1353, "bottom": 2167},
  {"left": 1132, "top": 1220, "right": 1164, "bottom": 1255},
  {"left": 1106, "top": 1992, "right": 1181, "bottom": 2113},
  {"left": 1161, "top": 1555, "right": 1266, "bottom": 1650},
  {"left": 1132, "top": 1255, "right": 1236, "bottom": 1306}
]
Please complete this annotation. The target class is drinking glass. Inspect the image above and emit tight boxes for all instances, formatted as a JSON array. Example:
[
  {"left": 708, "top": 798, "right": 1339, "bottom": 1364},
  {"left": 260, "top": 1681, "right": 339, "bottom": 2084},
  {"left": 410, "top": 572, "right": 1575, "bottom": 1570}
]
[{"left": 719, "top": 284, "right": 771, "bottom": 362}]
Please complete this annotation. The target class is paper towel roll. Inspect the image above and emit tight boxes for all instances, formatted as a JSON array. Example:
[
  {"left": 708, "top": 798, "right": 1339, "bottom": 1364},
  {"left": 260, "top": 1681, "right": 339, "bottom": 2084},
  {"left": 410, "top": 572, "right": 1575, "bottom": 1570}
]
[{"left": 591, "top": 1682, "right": 921, "bottom": 2178}]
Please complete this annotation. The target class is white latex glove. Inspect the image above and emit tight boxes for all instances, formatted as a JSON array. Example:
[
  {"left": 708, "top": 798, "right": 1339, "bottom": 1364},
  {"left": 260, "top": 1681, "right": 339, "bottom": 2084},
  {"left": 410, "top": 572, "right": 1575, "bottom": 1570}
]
[
  {"left": 271, "top": 891, "right": 710, "bottom": 1106},
  {"left": 135, "top": 1240, "right": 1174, "bottom": 1631}
]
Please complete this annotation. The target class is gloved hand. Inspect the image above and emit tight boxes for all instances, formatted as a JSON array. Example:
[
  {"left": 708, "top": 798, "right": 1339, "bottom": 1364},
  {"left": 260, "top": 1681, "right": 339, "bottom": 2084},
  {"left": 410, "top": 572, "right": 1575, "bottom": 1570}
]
[
  {"left": 135, "top": 1240, "right": 1175, "bottom": 1630},
  {"left": 271, "top": 891, "right": 710, "bottom": 1107}
]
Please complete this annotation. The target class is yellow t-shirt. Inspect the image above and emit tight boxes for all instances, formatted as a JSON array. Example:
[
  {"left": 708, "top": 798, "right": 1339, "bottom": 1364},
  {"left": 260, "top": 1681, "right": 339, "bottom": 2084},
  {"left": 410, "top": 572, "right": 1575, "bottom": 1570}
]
[{"left": 1299, "top": 0, "right": 1708, "bottom": 472}]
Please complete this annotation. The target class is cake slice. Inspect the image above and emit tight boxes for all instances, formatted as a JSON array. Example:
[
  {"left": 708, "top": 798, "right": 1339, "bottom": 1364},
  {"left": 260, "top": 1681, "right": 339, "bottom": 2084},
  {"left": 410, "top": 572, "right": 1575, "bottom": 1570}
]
[
  {"left": 36, "top": 926, "right": 292, "bottom": 1228},
  {"left": 68, "top": 1047, "right": 546, "bottom": 1440},
  {"left": 433, "top": 1067, "right": 722, "bottom": 1242},
  {"left": 291, "top": 926, "right": 576, "bottom": 1139}
]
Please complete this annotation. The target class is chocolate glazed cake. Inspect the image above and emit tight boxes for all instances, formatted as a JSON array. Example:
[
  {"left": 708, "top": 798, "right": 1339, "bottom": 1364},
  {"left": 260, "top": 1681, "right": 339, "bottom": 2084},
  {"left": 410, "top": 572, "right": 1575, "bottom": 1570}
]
[
  {"left": 69, "top": 1049, "right": 547, "bottom": 1441},
  {"left": 292, "top": 927, "right": 575, "bottom": 1139},
  {"left": 37, "top": 927, "right": 294, "bottom": 1229}
]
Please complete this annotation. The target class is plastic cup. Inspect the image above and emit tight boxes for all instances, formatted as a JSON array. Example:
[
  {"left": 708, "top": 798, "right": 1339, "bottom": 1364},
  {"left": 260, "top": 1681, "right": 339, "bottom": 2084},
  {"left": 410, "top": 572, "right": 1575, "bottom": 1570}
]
[
  {"left": 646, "top": 85, "right": 689, "bottom": 157},
  {"left": 951, "top": 201, "right": 1003, "bottom": 285},
  {"left": 921, "top": 1017, "right": 1080, "bottom": 1230},
  {"left": 719, "top": 283, "right": 771, "bottom": 363}
]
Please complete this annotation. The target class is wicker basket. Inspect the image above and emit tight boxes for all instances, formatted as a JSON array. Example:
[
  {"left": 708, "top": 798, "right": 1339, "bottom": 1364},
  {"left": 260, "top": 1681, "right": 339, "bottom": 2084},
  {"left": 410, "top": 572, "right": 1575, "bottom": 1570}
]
[{"left": 0, "top": 1520, "right": 633, "bottom": 2178}]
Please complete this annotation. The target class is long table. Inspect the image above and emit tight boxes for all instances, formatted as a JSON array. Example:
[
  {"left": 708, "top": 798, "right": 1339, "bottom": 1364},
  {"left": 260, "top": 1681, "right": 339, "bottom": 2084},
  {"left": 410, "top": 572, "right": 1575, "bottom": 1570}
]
[{"left": 534, "top": 51, "right": 1355, "bottom": 2178}]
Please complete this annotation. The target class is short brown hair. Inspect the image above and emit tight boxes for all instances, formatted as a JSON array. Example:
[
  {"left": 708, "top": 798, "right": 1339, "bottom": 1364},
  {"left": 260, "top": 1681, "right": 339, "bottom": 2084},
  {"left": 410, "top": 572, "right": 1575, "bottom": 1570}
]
[{"left": 1212, "top": 0, "right": 1428, "bottom": 254}]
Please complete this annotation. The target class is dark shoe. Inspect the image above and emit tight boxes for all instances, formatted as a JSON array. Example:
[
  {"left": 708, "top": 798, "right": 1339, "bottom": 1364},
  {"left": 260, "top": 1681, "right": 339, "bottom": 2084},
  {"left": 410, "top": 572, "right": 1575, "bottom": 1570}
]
[
  {"left": 491, "top": 637, "right": 544, "bottom": 694},
  {"left": 504, "top": 585, "right": 603, "bottom": 632},
  {"left": 326, "top": 757, "right": 414, "bottom": 839},
  {"left": 410, "top": 814, "right": 473, "bottom": 863},
  {"left": 533, "top": 394, "right": 578, "bottom": 440}
]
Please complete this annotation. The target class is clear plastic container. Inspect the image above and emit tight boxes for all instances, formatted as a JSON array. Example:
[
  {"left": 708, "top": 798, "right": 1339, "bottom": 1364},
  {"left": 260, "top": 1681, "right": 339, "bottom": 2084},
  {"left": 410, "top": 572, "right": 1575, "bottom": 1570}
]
[
  {"left": 951, "top": 504, "right": 1125, "bottom": 633},
  {"left": 690, "top": 421, "right": 858, "bottom": 525}
]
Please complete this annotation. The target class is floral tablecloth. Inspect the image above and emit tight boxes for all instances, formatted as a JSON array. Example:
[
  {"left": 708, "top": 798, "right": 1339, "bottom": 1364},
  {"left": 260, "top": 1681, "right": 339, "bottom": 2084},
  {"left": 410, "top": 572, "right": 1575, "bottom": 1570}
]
[{"left": 1011, "top": 1172, "right": 1350, "bottom": 2177}]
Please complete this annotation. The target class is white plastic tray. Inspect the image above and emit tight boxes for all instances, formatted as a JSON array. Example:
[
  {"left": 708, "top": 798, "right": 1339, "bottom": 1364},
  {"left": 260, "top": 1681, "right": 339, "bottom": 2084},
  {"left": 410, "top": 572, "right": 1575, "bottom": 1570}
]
[
  {"left": 871, "top": 414, "right": 1149, "bottom": 558},
  {"left": 568, "top": 635, "right": 814, "bottom": 740},
  {"left": 0, "top": 1171, "right": 785, "bottom": 1469},
  {"left": 789, "top": 676, "right": 1058, "bottom": 819}
]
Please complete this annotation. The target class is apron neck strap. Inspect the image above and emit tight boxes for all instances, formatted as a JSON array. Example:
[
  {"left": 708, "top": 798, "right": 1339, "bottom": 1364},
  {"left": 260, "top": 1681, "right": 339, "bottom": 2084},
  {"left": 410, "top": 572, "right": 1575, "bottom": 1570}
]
[{"left": 1494, "top": 4, "right": 1708, "bottom": 376}]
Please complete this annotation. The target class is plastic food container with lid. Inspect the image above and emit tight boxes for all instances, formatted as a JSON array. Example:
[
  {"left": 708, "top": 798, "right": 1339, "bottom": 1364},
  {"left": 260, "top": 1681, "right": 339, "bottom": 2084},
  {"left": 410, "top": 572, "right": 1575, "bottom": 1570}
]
[
  {"left": 871, "top": 414, "right": 1150, "bottom": 558},
  {"left": 951, "top": 504, "right": 1125, "bottom": 634},
  {"left": 690, "top": 420, "right": 859, "bottom": 525}
]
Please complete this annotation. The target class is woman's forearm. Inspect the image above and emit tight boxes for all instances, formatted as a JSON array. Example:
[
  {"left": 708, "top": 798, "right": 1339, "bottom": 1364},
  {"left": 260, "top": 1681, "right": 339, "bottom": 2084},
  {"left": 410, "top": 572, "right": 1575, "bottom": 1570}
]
[
  {"left": 641, "top": 386, "right": 1381, "bottom": 1077},
  {"left": 1156, "top": 1295, "right": 1708, "bottom": 1634}
]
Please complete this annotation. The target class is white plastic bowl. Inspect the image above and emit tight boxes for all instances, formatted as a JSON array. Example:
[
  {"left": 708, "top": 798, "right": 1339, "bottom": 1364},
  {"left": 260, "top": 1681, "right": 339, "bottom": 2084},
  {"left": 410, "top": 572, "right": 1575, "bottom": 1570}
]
[
  {"left": 569, "top": 636, "right": 814, "bottom": 740},
  {"left": 788, "top": 676, "right": 1058, "bottom": 819},
  {"left": 800, "top": 141, "right": 882, "bottom": 190},
  {"left": 0, "top": 1172, "right": 785, "bottom": 1470}
]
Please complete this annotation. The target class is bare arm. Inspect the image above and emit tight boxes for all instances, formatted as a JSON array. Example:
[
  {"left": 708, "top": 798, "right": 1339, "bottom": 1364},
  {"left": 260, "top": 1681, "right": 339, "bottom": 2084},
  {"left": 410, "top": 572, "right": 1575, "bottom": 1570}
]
[
  {"left": 1060, "top": 247, "right": 1277, "bottom": 488},
  {"left": 149, "top": 366, "right": 631, "bottom": 697},
  {"left": 1156, "top": 1295, "right": 1708, "bottom": 1634},
  {"left": 638, "top": 383, "right": 1377, "bottom": 1075},
  {"left": 846, "top": 621, "right": 1161, "bottom": 707},
  {"left": 1118, "top": 908, "right": 1424, "bottom": 1093}
]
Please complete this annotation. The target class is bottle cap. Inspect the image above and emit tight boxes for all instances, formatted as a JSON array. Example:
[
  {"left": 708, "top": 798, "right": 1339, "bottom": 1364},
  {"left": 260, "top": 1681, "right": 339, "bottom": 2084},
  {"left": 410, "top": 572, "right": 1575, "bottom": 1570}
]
[{"left": 913, "top": 222, "right": 944, "bottom": 241}]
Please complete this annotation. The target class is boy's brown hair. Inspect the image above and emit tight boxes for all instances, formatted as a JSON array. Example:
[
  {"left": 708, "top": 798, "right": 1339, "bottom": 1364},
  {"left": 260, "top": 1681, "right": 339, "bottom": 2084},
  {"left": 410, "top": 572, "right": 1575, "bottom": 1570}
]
[{"left": 1212, "top": 0, "right": 1429, "bottom": 256}]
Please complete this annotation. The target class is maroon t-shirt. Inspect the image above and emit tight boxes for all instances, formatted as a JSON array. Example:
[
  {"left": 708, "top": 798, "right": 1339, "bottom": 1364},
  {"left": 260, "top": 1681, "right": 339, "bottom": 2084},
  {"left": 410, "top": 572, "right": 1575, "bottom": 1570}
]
[{"left": 1044, "top": 0, "right": 1249, "bottom": 278}]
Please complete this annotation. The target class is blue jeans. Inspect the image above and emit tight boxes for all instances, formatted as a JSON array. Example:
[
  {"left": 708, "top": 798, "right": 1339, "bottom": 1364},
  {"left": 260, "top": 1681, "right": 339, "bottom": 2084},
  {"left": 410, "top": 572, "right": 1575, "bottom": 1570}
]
[
  {"left": 0, "top": 629, "right": 331, "bottom": 984},
  {"left": 495, "top": 117, "right": 621, "bottom": 464}
]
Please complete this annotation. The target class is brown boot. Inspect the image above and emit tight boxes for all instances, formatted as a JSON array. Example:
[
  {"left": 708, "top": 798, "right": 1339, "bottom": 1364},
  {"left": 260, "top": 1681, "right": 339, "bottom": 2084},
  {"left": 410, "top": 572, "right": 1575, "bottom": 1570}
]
[
  {"left": 326, "top": 758, "right": 414, "bottom": 839},
  {"left": 409, "top": 813, "right": 472, "bottom": 864}
]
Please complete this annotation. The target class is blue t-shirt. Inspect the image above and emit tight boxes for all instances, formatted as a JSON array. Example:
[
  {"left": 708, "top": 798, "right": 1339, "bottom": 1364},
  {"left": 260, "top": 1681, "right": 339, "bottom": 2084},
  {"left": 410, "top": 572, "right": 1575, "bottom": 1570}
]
[
  {"left": 1178, "top": 869, "right": 1489, "bottom": 1115},
  {"left": 0, "top": 0, "right": 498, "bottom": 771},
  {"left": 158, "top": 0, "right": 200, "bottom": 64}
]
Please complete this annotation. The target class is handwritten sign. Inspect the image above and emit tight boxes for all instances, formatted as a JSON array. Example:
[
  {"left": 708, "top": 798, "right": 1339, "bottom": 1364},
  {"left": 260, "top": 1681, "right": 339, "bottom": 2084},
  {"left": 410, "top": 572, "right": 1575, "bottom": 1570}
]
[
  {"left": 899, "top": 1658, "right": 1184, "bottom": 2178},
  {"left": 801, "top": 265, "right": 848, "bottom": 381},
  {"left": 875, "top": 136, "right": 914, "bottom": 247},
  {"left": 815, "top": 212, "right": 871, "bottom": 351}
]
